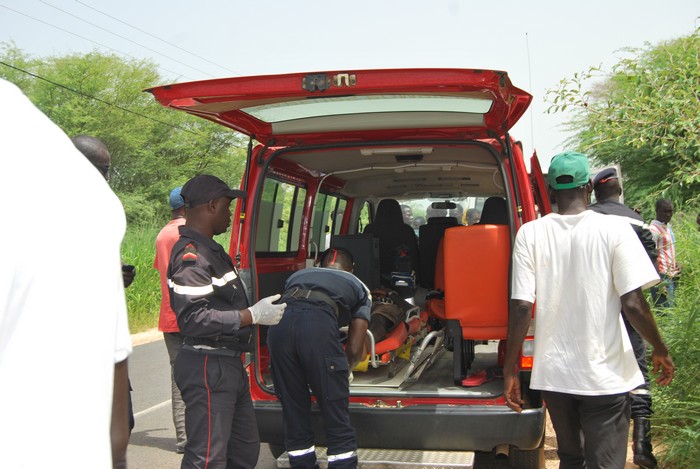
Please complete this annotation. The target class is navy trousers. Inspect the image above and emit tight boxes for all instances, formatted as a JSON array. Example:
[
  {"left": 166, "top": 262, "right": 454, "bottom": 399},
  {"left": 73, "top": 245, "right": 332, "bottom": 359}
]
[
  {"left": 622, "top": 314, "right": 653, "bottom": 418},
  {"left": 267, "top": 303, "right": 358, "bottom": 469},
  {"left": 174, "top": 346, "right": 260, "bottom": 469}
]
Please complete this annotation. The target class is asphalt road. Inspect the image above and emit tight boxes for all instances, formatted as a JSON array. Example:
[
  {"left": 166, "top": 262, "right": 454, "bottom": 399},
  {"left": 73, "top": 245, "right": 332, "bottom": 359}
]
[
  {"left": 126, "top": 338, "right": 278, "bottom": 469},
  {"left": 126, "top": 335, "right": 519, "bottom": 468}
]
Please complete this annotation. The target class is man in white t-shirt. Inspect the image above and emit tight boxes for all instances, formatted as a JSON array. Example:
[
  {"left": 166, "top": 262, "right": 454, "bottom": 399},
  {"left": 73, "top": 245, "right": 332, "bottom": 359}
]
[
  {"left": 0, "top": 79, "right": 133, "bottom": 468},
  {"left": 503, "top": 151, "right": 674, "bottom": 468}
]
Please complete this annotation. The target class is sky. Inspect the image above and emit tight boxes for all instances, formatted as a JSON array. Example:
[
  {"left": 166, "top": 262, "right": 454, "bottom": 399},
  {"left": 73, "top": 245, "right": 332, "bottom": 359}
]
[{"left": 1, "top": 0, "right": 698, "bottom": 169}]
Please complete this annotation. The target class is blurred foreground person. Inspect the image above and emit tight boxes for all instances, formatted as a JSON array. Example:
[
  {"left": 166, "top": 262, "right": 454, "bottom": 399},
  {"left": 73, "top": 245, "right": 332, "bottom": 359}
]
[{"left": 0, "top": 79, "right": 132, "bottom": 467}]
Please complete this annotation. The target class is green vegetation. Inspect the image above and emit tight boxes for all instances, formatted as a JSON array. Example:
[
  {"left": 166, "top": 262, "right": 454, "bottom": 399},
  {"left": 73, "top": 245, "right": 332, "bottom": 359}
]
[
  {"left": 0, "top": 42, "right": 248, "bottom": 226},
  {"left": 547, "top": 29, "right": 700, "bottom": 468},
  {"left": 121, "top": 225, "right": 161, "bottom": 332},
  {"left": 651, "top": 212, "right": 700, "bottom": 468},
  {"left": 546, "top": 29, "right": 699, "bottom": 210},
  {"left": 122, "top": 225, "right": 232, "bottom": 333}
]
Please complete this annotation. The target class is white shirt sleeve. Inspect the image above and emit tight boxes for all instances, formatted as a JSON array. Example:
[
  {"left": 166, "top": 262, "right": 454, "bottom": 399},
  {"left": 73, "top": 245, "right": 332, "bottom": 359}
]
[
  {"left": 511, "top": 223, "right": 536, "bottom": 303},
  {"left": 612, "top": 220, "right": 660, "bottom": 294}
]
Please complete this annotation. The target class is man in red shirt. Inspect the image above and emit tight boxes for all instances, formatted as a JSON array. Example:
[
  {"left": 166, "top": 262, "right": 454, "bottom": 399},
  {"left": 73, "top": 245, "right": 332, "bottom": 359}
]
[
  {"left": 153, "top": 186, "right": 187, "bottom": 453},
  {"left": 649, "top": 198, "right": 681, "bottom": 309}
]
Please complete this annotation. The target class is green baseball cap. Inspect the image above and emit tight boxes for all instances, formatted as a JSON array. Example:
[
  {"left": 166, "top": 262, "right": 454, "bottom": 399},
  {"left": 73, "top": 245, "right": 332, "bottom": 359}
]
[{"left": 548, "top": 151, "right": 590, "bottom": 190}]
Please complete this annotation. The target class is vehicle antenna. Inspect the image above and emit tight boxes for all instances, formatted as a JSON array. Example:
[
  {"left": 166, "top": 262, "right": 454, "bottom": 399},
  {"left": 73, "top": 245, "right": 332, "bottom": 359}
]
[{"left": 526, "top": 32, "right": 536, "bottom": 155}]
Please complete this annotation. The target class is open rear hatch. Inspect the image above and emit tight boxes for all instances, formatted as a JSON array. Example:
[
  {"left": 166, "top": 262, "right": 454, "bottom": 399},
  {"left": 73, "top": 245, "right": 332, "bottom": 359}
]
[{"left": 148, "top": 68, "right": 532, "bottom": 146}]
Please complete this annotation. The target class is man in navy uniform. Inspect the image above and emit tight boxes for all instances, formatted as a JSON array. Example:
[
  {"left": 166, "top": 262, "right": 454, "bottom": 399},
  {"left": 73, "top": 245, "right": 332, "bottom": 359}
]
[
  {"left": 168, "top": 174, "right": 286, "bottom": 469},
  {"left": 268, "top": 248, "right": 371, "bottom": 469},
  {"left": 589, "top": 167, "right": 659, "bottom": 468}
]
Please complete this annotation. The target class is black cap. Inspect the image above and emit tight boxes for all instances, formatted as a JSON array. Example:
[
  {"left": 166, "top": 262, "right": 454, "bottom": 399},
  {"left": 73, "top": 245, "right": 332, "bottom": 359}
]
[
  {"left": 180, "top": 175, "right": 246, "bottom": 208},
  {"left": 592, "top": 167, "right": 618, "bottom": 188}
]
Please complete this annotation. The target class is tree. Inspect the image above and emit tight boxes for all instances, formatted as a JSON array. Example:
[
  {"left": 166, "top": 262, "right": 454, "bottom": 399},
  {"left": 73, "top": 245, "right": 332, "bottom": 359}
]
[
  {"left": 545, "top": 30, "right": 700, "bottom": 209},
  {"left": 0, "top": 43, "right": 248, "bottom": 224}
]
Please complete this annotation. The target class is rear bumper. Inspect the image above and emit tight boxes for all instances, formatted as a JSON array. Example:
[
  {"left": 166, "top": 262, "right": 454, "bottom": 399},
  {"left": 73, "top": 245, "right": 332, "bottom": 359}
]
[{"left": 254, "top": 401, "right": 545, "bottom": 452}]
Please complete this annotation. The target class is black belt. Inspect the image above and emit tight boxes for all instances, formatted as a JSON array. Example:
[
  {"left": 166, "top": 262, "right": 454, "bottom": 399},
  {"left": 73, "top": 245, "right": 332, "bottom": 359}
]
[
  {"left": 283, "top": 287, "right": 339, "bottom": 317},
  {"left": 183, "top": 335, "right": 249, "bottom": 350},
  {"left": 182, "top": 343, "right": 241, "bottom": 357}
]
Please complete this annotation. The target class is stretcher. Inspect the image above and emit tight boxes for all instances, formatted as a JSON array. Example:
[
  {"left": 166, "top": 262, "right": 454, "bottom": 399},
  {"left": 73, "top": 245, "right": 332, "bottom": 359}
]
[{"left": 348, "top": 307, "right": 446, "bottom": 387}]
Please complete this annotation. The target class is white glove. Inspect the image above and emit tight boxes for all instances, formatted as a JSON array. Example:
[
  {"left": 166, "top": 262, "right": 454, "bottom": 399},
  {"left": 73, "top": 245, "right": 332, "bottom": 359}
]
[{"left": 248, "top": 294, "right": 286, "bottom": 325}]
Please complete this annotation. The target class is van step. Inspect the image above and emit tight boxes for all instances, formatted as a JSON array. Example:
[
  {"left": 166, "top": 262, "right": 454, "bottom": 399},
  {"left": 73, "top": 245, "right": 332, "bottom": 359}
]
[{"left": 276, "top": 447, "right": 475, "bottom": 468}]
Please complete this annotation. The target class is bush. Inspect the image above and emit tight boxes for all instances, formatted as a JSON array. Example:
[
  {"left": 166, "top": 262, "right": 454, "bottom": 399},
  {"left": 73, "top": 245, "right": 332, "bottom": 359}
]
[
  {"left": 121, "top": 224, "right": 232, "bottom": 333},
  {"left": 652, "top": 207, "right": 700, "bottom": 467},
  {"left": 121, "top": 224, "right": 161, "bottom": 332}
]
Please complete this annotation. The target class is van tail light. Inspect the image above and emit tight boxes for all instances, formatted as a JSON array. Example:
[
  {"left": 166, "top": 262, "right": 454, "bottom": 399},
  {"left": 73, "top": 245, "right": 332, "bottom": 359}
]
[
  {"left": 497, "top": 336, "right": 535, "bottom": 370},
  {"left": 519, "top": 337, "right": 535, "bottom": 370}
]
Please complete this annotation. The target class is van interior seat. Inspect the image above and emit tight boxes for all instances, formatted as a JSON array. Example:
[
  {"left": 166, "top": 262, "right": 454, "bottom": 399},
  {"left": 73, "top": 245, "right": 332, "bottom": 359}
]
[
  {"left": 418, "top": 216, "right": 460, "bottom": 289},
  {"left": 477, "top": 197, "right": 509, "bottom": 225},
  {"left": 363, "top": 199, "right": 420, "bottom": 290},
  {"left": 443, "top": 224, "right": 511, "bottom": 340}
]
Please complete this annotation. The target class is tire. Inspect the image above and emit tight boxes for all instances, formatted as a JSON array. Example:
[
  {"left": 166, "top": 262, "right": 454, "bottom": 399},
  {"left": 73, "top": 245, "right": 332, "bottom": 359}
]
[
  {"left": 268, "top": 444, "right": 286, "bottom": 459},
  {"left": 509, "top": 431, "right": 545, "bottom": 469}
]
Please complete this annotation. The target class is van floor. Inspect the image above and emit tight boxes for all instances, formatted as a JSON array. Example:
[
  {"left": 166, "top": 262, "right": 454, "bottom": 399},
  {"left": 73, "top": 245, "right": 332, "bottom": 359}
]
[{"left": 350, "top": 341, "right": 503, "bottom": 399}]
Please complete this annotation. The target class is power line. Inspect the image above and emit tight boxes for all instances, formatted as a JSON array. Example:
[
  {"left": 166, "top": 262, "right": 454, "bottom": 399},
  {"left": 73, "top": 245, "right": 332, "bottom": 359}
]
[
  {"left": 75, "top": 0, "right": 241, "bottom": 76},
  {"left": 0, "top": 60, "right": 199, "bottom": 135},
  {"left": 0, "top": 3, "right": 191, "bottom": 81},
  {"left": 39, "top": 0, "right": 216, "bottom": 78}
]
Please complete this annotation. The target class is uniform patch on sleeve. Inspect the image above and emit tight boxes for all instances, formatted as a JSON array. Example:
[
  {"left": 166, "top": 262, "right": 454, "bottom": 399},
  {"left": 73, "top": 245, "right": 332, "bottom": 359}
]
[{"left": 182, "top": 243, "right": 198, "bottom": 263}]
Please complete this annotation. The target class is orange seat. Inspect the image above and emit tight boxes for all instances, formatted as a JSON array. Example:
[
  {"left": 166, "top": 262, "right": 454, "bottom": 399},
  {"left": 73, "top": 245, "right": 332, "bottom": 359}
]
[
  {"left": 443, "top": 224, "right": 510, "bottom": 340},
  {"left": 425, "top": 240, "right": 447, "bottom": 321}
]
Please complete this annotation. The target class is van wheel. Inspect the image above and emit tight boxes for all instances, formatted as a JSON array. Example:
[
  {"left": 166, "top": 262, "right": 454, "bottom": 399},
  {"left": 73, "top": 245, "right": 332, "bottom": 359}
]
[
  {"left": 268, "top": 444, "right": 286, "bottom": 459},
  {"left": 508, "top": 432, "right": 545, "bottom": 469}
]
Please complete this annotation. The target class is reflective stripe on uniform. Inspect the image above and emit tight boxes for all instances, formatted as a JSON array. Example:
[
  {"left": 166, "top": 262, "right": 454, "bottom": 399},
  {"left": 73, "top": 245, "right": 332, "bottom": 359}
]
[
  {"left": 168, "top": 279, "right": 214, "bottom": 296},
  {"left": 212, "top": 270, "right": 238, "bottom": 286},
  {"left": 327, "top": 450, "right": 357, "bottom": 462},
  {"left": 288, "top": 446, "right": 315, "bottom": 457}
]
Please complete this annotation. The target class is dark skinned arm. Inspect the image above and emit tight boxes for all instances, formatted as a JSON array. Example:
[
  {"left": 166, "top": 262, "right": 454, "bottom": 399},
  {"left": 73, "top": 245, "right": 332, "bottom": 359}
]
[
  {"left": 111, "top": 359, "right": 130, "bottom": 468},
  {"left": 621, "top": 288, "right": 675, "bottom": 385},
  {"left": 345, "top": 317, "right": 370, "bottom": 371},
  {"left": 503, "top": 299, "right": 533, "bottom": 413}
]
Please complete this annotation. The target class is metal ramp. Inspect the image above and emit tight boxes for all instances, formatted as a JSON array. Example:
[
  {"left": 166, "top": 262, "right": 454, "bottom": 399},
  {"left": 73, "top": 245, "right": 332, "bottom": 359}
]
[{"left": 277, "top": 447, "right": 475, "bottom": 468}]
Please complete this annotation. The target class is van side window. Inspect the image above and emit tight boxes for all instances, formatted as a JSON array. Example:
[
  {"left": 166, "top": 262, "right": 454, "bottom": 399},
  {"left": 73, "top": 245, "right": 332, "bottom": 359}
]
[
  {"left": 256, "top": 177, "right": 306, "bottom": 253},
  {"left": 358, "top": 201, "right": 371, "bottom": 233},
  {"left": 311, "top": 193, "right": 346, "bottom": 252}
]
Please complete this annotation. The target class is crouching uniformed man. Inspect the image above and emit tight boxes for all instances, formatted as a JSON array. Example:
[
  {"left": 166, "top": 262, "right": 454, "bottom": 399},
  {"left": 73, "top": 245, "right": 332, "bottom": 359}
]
[
  {"left": 168, "top": 174, "right": 285, "bottom": 469},
  {"left": 267, "top": 248, "right": 371, "bottom": 469}
]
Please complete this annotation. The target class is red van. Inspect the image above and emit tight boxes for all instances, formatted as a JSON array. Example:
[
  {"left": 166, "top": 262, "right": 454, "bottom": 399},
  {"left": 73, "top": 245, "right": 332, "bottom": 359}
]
[{"left": 150, "top": 68, "right": 550, "bottom": 468}]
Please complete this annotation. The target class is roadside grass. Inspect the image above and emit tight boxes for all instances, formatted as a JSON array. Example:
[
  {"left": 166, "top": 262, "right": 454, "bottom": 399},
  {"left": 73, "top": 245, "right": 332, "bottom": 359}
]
[
  {"left": 121, "top": 224, "right": 161, "bottom": 332},
  {"left": 652, "top": 209, "right": 700, "bottom": 468},
  {"left": 121, "top": 224, "right": 232, "bottom": 333}
]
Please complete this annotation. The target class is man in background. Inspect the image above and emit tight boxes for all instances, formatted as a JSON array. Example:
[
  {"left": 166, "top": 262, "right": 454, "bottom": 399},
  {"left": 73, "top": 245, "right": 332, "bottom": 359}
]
[
  {"left": 72, "top": 134, "right": 136, "bottom": 289},
  {"left": 464, "top": 208, "right": 481, "bottom": 225},
  {"left": 0, "top": 79, "right": 131, "bottom": 467},
  {"left": 649, "top": 198, "right": 681, "bottom": 308},
  {"left": 154, "top": 186, "right": 188, "bottom": 453},
  {"left": 504, "top": 151, "right": 674, "bottom": 468},
  {"left": 589, "top": 167, "right": 659, "bottom": 468},
  {"left": 400, "top": 204, "right": 414, "bottom": 226}
]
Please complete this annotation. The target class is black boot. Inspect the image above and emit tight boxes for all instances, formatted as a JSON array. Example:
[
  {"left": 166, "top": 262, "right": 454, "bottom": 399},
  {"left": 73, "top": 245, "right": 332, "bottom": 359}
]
[{"left": 633, "top": 417, "right": 657, "bottom": 468}]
